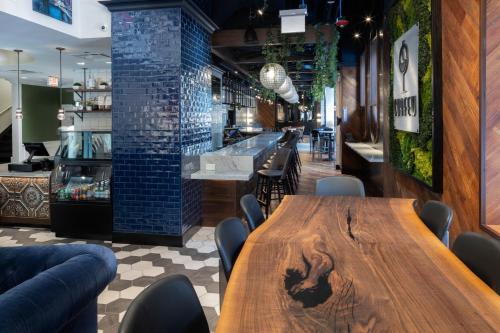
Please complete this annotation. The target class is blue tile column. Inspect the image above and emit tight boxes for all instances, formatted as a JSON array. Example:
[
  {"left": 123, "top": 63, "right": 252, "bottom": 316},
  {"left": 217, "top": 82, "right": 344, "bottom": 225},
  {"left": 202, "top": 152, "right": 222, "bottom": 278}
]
[{"left": 103, "top": 0, "right": 217, "bottom": 245}]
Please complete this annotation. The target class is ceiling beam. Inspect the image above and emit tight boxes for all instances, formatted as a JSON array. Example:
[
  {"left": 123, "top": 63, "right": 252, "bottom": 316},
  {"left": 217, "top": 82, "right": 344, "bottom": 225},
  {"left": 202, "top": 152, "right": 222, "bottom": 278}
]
[
  {"left": 212, "top": 25, "right": 335, "bottom": 49},
  {"left": 211, "top": 48, "right": 252, "bottom": 78},
  {"left": 235, "top": 55, "right": 315, "bottom": 65}
]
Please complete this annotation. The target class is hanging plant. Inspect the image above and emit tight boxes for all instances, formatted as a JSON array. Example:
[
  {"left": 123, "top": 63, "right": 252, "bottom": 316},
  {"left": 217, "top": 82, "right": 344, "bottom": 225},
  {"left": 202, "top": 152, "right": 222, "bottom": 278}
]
[{"left": 311, "top": 25, "right": 339, "bottom": 102}]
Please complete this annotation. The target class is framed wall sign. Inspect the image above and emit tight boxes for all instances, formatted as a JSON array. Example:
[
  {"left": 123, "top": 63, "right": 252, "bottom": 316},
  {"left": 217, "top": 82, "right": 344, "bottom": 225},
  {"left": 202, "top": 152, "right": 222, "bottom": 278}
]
[
  {"left": 393, "top": 24, "right": 419, "bottom": 133},
  {"left": 388, "top": 0, "right": 442, "bottom": 192},
  {"left": 33, "top": 0, "right": 73, "bottom": 24}
]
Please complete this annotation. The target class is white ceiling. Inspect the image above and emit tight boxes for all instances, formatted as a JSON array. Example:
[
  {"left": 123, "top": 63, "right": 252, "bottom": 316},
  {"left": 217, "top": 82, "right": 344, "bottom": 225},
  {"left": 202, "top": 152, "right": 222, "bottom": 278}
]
[{"left": 0, "top": 12, "right": 111, "bottom": 87}]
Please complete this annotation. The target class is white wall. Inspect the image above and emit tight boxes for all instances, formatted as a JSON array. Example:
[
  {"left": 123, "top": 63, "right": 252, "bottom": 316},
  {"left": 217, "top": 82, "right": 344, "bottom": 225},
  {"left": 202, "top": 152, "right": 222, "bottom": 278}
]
[
  {"left": 0, "top": 0, "right": 110, "bottom": 39},
  {"left": 0, "top": 79, "right": 11, "bottom": 112},
  {"left": 0, "top": 79, "right": 12, "bottom": 134}
]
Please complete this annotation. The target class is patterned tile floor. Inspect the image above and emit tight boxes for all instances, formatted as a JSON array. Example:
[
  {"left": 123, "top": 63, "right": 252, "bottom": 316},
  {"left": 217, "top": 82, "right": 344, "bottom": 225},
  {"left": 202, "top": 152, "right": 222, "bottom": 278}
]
[{"left": 0, "top": 227, "right": 220, "bottom": 332}]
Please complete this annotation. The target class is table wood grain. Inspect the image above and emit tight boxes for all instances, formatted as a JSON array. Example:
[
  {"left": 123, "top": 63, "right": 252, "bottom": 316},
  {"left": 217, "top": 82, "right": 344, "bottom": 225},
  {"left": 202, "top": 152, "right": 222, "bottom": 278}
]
[{"left": 216, "top": 196, "right": 500, "bottom": 333}]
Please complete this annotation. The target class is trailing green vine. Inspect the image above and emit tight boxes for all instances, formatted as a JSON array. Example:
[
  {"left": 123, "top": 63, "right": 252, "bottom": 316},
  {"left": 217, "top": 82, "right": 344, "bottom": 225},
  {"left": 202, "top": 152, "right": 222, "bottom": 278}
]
[
  {"left": 388, "top": 0, "right": 434, "bottom": 186},
  {"left": 311, "top": 25, "right": 339, "bottom": 102}
]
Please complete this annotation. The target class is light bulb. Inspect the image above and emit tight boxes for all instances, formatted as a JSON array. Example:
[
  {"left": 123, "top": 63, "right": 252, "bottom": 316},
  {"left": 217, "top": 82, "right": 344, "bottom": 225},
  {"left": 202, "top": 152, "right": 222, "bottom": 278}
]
[
  {"left": 15, "top": 108, "right": 23, "bottom": 120},
  {"left": 57, "top": 108, "right": 65, "bottom": 121}
]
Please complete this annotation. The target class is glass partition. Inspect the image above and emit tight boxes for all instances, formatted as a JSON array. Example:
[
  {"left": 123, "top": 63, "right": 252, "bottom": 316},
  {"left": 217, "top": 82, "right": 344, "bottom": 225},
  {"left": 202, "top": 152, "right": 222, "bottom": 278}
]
[{"left": 59, "top": 131, "right": 111, "bottom": 160}]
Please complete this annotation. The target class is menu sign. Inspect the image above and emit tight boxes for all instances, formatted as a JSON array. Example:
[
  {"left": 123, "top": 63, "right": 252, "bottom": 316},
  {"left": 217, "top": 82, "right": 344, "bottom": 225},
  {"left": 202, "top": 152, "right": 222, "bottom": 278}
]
[{"left": 393, "top": 24, "right": 419, "bottom": 133}]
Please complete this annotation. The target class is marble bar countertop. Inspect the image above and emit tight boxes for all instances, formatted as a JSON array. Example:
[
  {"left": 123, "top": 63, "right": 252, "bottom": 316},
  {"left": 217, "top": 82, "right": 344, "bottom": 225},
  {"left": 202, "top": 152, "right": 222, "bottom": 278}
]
[
  {"left": 191, "top": 133, "right": 282, "bottom": 181},
  {"left": 345, "top": 142, "right": 384, "bottom": 163}
]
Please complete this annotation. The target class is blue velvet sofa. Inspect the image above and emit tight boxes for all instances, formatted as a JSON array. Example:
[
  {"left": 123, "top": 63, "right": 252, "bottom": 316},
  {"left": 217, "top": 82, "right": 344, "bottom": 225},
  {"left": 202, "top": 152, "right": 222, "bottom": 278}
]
[{"left": 0, "top": 244, "right": 117, "bottom": 332}]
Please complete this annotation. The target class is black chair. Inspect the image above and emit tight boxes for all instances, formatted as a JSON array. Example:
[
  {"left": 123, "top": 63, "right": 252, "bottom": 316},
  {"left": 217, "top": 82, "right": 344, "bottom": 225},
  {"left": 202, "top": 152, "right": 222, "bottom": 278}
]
[
  {"left": 417, "top": 200, "right": 453, "bottom": 247},
  {"left": 240, "top": 194, "right": 265, "bottom": 232},
  {"left": 215, "top": 217, "right": 249, "bottom": 279},
  {"left": 315, "top": 175, "right": 365, "bottom": 197},
  {"left": 118, "top": 275, "right": 209, "bottom": 333},
  {"left": 452, "top": 232, "right": 500, "bottom": 294}
]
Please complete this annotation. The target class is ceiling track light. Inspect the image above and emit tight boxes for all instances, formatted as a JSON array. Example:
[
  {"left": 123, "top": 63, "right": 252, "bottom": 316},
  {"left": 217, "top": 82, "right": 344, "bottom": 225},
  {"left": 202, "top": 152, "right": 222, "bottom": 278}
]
[{"left": 14, "top": 49, "right": 23, "bottom": 120}]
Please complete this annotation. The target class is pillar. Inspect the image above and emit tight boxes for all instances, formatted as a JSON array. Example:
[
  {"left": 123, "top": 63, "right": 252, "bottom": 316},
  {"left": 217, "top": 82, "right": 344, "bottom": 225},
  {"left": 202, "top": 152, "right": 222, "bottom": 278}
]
[{"left": 102, "top": 0, "right": 217, "bottom": 245}]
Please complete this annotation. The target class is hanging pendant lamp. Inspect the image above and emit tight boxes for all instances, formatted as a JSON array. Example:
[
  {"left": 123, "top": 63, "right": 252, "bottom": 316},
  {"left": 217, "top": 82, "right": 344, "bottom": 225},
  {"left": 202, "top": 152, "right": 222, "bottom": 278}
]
[
  {"left": 14, "top": 50, "right": 23, "bottom": 120},
  {"left": 56, "top": 47, "right": 65, "bottom": 121},
  {"left": 260, "top": 63, "right": 286, "bottom": 90},
  {"left": 275, "top": 76, "right": 293, "bottom": 94},
  {"left": 335, "top": 0, "right": 349, "bottom": 28}
]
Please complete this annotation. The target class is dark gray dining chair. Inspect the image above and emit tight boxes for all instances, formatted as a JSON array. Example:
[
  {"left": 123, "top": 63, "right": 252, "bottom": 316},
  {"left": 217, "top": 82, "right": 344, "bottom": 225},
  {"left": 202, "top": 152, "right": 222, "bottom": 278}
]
[
  {"left": 452, "top": 232, "right": 500, "bottom": 295},
  {"left": 119, "top": 274, "right": 209, "bottom": 333},
  {"left": 315, "top": 175, "right": 365, "bottom": 197},
  {"left": 417, "top": 200, "right": 453, "bottom": 247},
  {"left": 215, "top": 217, "right": 249, "bottom": 279},
  {"left": 240, "top": 194, "right": 265, "bottom": 232}
]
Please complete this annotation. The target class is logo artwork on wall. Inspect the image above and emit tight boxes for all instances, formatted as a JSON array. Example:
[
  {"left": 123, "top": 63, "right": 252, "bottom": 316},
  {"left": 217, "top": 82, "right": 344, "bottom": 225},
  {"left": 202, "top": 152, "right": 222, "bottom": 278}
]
[{"left": 393, "top": 24, "right": 419, "bottom": 133}]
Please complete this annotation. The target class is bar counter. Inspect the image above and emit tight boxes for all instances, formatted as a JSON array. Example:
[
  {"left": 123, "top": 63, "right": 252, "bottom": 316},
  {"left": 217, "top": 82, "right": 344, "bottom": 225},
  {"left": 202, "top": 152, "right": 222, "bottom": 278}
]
[
  {"left": 191, "top": 132, "right": 282, "bottom": 181},
  {"left": 0, "top": 166, "right": 51, "bottom": 225},
  {"left": 191, "top": 133, "right": 282, "bottom": 226}
]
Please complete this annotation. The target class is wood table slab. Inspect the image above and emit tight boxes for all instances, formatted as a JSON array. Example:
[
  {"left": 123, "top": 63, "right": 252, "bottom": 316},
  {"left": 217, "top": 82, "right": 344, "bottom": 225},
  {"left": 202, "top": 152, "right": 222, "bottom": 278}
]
[{"left": 216, "top": 196, "right": 500, "bottom": 333}]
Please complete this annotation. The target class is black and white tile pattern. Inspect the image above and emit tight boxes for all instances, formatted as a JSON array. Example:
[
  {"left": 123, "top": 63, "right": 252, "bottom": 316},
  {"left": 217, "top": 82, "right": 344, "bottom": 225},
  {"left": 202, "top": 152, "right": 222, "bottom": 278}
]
[{"left": 0, "top": 227, "right": 220, "bottom": 333}]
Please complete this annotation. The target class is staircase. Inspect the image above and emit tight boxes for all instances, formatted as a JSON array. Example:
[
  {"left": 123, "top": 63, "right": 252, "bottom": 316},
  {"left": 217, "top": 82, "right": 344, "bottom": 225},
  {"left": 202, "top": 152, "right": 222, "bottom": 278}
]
[{"left": 0, "top": 125, "right": 12, "bottom": 163}]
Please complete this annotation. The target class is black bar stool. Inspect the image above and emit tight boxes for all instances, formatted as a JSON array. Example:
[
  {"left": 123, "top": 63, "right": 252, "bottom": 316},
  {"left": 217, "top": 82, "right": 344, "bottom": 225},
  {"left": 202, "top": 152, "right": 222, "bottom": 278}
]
[{"left": 256, "top": 148, "right": 292, "bottom": 217}]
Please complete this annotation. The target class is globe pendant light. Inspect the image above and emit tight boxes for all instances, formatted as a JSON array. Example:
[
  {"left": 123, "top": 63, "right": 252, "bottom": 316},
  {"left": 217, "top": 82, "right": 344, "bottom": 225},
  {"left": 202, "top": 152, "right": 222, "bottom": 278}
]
[
  {"left": 260, "top": 63, "right": 286, "bottom": 90},
  {"left": 56, "top": 47, "right": 65, "bottom": 121},
  {"left": 14, "top": 50, "right": 23, "bottom": 120},
  {"left": 281, "top": 86, "right": 296, "bottom": 100},
  {"left": 275, "top": 76, "right": 292, "bottom": 94}
]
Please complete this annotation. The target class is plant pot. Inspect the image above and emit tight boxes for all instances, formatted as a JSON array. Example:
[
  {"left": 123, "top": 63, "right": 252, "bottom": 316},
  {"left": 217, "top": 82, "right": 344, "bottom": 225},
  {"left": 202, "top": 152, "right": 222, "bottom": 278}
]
[
  {"left": 99, "top": 84, "right": 108, "bottom": 90},
  {"left": 73, "top": 85, "right": 81, "bottom": 90}
]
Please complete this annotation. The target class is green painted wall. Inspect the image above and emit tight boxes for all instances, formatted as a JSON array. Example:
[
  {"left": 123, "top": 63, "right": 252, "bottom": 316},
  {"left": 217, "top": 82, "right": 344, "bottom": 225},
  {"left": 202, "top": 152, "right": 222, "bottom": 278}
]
[{"left": 22, "top": 84, "right": 72, "bottom": 142}]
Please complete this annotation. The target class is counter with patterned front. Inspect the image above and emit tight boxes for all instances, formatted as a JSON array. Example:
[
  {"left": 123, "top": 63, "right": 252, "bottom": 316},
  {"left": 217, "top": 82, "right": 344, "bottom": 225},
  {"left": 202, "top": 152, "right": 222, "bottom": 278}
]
[{"left": 0, "top": 171, "right": 51, "bottom": 225}]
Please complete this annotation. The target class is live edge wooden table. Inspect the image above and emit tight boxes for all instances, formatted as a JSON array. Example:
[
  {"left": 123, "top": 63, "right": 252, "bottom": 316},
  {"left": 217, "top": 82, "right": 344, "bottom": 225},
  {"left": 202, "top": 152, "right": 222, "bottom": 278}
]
[{"left": 216, "top": 196, "right": 500, "bottom": 333}]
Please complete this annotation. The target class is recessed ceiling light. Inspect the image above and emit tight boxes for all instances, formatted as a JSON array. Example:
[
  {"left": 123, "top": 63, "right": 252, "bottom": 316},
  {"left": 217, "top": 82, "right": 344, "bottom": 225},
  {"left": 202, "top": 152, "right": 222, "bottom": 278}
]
[
  {"left": 234, "top": 70, "right": 238, "bottom": 74},
  {"left": 365, "top": 16, "right": 372, "bottom": 23},
  {"left": 378, "top": 31, "right": 384, "bottom": 37},
  {"left": 354, "top": 32, "right": 361, "bottom": 39},
  {"left": 77, "top": 62, "right": 85, "bottom": 66}
]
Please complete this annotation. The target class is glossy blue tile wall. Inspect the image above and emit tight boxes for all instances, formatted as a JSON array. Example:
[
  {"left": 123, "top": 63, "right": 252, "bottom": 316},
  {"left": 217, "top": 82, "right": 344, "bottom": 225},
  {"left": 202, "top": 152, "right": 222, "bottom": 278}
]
[{"left": 111, "top": 7, "right": 211, "bottom": 237}]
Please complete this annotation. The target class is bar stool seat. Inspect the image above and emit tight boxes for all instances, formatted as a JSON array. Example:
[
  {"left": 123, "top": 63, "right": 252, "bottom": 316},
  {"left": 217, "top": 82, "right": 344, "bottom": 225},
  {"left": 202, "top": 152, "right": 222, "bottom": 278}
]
[{"left": 257, "top": 169, "right": 282, "bottom": 177}]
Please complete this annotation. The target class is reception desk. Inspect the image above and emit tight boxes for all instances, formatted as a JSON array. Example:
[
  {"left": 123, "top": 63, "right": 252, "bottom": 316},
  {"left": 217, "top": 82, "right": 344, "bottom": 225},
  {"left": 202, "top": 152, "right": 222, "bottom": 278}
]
[
  {"left": 0, "top": 167, "right": 51, "bottom": 226},
  {"left": 192, "top": 133, "right": 282, "bottom": 226}
]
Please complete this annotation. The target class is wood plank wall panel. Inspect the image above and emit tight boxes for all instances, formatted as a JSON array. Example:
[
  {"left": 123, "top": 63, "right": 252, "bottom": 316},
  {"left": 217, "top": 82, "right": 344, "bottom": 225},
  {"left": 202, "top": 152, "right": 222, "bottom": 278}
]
[
  {"left": 484, "top": 0, "right": 500, "bottom": 230},
  {"left": 338, "top": 67, "right": 363, "bottom": 140},
  {"left": 383, "top": 0, "right": 482, "bottom": 242},
  {"left": 441, "top": 0, "right": 481, "bottom": 239},
  {"left": 255, "top": 100, "right": 275, "bottom": 129}
]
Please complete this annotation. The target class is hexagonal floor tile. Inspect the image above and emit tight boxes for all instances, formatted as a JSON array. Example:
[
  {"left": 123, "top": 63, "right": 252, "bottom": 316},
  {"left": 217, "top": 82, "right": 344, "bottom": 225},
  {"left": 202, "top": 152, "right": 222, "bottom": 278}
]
[
  {"left": 98, "top": 289, "right": 120, "bottom": 305},
  {"left": 120, "top": 286, "right": 145, "bottom": 300},
  {"left": 142, "top": 266, "right": 165, "bottom": 277},
  {"left": 131, "top": 261, "right": 153, "bottom": 270},
  {"left": 117, "top": 264, "right": 132, "bottom": 274},
  {"left": 120, "top": 269, "right": 143, "bottom": 281},
  {"left": 193, "top": 285, "right": 208, "bottom": 297},
  {"left": 130, "top": 248, "right": 150, "bottom": 257},
  {"left": 204, "top": 258, "right": 219, "bottom": 267},
  {"left": 199, "top": 292, "right": 219, "bottom": 308},
  {"left": 184, "top": 261, "right": 205, "bottom": 270}
]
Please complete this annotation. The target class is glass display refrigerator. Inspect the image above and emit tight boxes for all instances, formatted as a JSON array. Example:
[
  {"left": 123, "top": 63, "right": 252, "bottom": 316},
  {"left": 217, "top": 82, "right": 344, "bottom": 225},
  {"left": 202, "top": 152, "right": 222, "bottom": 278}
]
[{"left": 50, "top": 131, "right": 112, "bottom": 240}]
